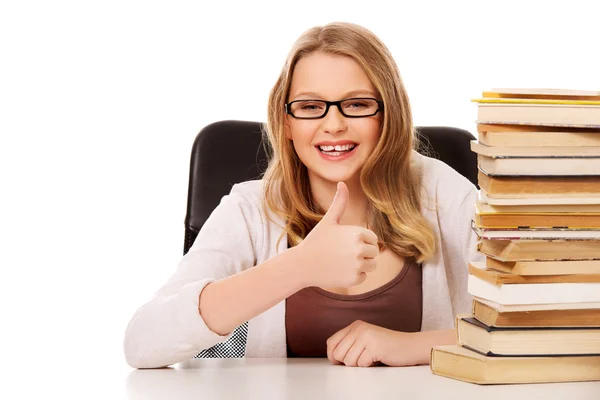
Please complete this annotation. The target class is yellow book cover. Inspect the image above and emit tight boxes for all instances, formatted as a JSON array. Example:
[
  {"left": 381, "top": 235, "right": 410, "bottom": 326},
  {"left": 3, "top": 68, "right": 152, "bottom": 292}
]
[{"left": 472, "top": 98, "right": 600, "bottom": 106}]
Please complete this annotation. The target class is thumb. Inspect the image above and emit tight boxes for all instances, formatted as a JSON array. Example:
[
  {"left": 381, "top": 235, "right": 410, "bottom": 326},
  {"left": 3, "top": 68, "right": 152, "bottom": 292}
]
[{"left": 322, "top": 182, "right": 348, "bottom": 225}]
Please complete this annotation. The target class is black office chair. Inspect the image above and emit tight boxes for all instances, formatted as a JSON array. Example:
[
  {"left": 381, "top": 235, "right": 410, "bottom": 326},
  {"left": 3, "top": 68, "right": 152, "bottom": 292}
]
[{"left": 185, "top": 120, "right": 477, "bottom": 358}]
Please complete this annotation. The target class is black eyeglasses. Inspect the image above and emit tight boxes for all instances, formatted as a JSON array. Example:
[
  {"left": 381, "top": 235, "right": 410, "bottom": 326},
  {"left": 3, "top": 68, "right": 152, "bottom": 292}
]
[{"left": 284, "top": 97, "right": 384, "bottom": 119}]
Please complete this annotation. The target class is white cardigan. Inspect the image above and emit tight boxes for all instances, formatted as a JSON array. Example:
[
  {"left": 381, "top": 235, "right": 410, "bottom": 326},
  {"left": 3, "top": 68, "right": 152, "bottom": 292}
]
[{"left": 124, "top": 152, "right": 483, "bottom": 368}]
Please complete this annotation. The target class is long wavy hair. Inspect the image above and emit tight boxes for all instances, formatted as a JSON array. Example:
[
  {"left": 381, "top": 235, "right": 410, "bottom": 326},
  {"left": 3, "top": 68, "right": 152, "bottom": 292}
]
[{"left": 261, "top": 22, "right": 436, "bottom": 263}]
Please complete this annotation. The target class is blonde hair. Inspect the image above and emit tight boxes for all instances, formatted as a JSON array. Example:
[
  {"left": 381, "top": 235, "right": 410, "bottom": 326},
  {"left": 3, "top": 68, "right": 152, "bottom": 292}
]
[{"left": 262, "top": 22, "right": 436, "bottom": 263}]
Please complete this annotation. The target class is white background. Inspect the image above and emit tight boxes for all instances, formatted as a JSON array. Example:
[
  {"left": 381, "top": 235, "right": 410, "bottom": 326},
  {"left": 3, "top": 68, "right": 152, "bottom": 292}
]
[{"left": 1, "top": 0, "right": 599, "bottom": 398}]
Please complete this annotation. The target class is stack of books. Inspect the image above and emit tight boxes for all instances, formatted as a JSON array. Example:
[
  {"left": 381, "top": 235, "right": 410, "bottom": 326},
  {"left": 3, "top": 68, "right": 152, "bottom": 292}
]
[{"left": 430, "top": 88, "right": 600, "bottom": 384}]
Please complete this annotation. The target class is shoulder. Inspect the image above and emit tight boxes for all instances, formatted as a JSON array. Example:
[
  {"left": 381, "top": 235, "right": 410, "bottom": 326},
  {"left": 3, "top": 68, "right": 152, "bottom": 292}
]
[
  {"left": 194, "top": 180, "right": 266, "bottom": 230},
  {"left": 229, "top": 179, "right": 265, "bottom": 206},
  {"left": 412, "top": 150, "right": 476, "bottom": 205}
]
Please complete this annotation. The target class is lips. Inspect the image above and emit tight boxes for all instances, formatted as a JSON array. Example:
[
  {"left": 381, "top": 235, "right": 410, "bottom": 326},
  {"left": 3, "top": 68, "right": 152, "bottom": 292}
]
[{"left": 316, "top": 143, "right": 359, "bottom": 161}]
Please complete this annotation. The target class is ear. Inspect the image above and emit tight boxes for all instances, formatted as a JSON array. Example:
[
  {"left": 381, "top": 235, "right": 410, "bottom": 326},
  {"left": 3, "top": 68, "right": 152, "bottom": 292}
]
[{"left": 284, "top": 116, "right": 292, "bottom": 140}]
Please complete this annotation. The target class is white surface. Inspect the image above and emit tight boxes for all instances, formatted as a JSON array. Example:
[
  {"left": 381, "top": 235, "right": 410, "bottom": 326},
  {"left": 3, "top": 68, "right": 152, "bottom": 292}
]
[
  {"left": 1, "top": 1, "right": 600, "bottom": 399},
  {"left": 125, "top": 358, "right": 600, "bottom": 400}
]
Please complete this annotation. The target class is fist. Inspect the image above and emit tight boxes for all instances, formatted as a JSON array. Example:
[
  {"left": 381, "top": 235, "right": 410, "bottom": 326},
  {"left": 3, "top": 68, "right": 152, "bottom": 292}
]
[{"left": 295, "top": 182, "right": 379, "bottom": 289}]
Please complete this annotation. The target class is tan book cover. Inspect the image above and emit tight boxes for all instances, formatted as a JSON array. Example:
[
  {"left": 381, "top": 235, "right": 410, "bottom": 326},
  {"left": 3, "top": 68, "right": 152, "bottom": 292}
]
[
  {"left": 471, "top": 140, "right": 600, "bottom": 157},
  {"left": 475, "top": 211, "right": 600, "bottom": 229},
  {"left": 430, "top": 345, "right": 600, "bottom": 384},
  {"left": 456, "top": 315, "right": 600, "bottom": 356},
  {"left": 477, "top": 124, "right": 600, "bottom": 147},
  {"left": 477, "top": 172, "right": 600, "bottom": 197},
  {"left": 485, "top": 257, "right": 600, "bottom": 276},
  {"left": 476, "top": 197, "right": 600, "bottom": 214},
  {"left": 472, "top": 299, "right": 600, "bottom": 328},
  {"left": 480, "top": 190, "right": 600, "bottom": 206},
  {"left": 469, "top": 262, "right": 600, "bottom": 284},
  {"left": 478, "top": 238, "right": 600, "bottom": 261},
  {"left": 474, "top": 296, "right": 600, "bottom": 312},
  {"left": 472, "top": 224, "right": 600, "bottom": 240}
]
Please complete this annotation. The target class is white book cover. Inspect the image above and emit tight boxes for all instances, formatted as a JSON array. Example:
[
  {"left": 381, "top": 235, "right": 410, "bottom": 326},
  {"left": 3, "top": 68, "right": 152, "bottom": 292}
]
[
  {"left": 468, "top": 274, "right": 600, "bottom": 305},
  {"left": 472, "top": 224, "right": 600, "bottom": 240},
  {"left": 490, "top": 88, "right": 600, "bottom": 96},
  {"left": 474, "top": 296, "right": 600, "bottom": 312},
  {"left": 479, "top": 190, "right": 600, "bottom": 206}
]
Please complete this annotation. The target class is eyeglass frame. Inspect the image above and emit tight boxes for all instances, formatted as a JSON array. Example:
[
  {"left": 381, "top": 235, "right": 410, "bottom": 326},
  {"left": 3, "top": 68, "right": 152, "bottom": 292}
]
[{"left": 284, "top": 97, "right": 384, "bottom": 119}]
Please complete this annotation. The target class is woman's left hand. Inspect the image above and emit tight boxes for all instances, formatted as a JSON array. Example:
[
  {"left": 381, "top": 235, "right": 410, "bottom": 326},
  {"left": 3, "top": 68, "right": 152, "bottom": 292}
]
[{"left": 326, "top": 320, "right": 419, "bottom": 367}]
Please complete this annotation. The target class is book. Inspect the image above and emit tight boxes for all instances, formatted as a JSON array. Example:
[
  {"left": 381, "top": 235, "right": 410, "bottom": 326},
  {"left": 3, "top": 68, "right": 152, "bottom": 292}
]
[
  {"left": 467, "top": 273, "right": 600, "bottom": 305},
  {"left": 477, "top": 124, "right": 600, "bottom": 147},
  {"left": 484, "top": 88, "right": 600, "bottom": 100},
  {"left": 471, "top": 140, "right": 600, "bottom": 157},
  {"left": 475, "top": 213, "right": 600, "bottom": 229},
  {"left": 472, "top": 224, "right": 600, "bottom": 240},
  {"left": 469, "top": 262, "right": 600, "bottom": 284},
  {"left": 456, "top": 315, "right": 600, "bottom": 356},
  {"left": 474, "top": 296, "right": 600, "bottom": 312},
  {"left": 472, "top": 298, "right": 600, "bottom": 328},
  {"left": 473, "top": 99, "right": 600, "bottom": 128},
  {"left": 478, "top": 238, "right": 600, "bottom": 261},
  {"left": 474, "top": 211, "right": 600, "bottom": 229},
  {"left": 430, "top": 345, "right": 600, "bottom": 384},
  {"left": 477, "top": 197, "right": 600, "bottom": 214},
  {"left": 478, "top": 171, "right": 600, "bottom": 197},
  {"left": 480, "top": 190, "right": 600, "bottom": 206},
  {"left": 478, "top": 154, "right": 600, "bottom": 176},
  {"left": 486, "top": 257, "right": 600, "bottom": 276}
]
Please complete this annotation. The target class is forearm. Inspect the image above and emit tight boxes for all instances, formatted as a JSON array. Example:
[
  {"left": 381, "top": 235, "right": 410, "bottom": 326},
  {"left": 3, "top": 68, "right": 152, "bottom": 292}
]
[
  {"left": 199, "top": 247, "right": 306, "bottom": 335},
  {"left": 408, "top": 329, "right": 456, "bottom": 365}
]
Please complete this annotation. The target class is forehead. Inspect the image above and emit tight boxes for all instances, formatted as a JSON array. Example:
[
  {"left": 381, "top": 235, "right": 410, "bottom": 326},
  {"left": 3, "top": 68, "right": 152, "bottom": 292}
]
[{"left": 289, "top": 52, "right": 376, "bottom": 100}]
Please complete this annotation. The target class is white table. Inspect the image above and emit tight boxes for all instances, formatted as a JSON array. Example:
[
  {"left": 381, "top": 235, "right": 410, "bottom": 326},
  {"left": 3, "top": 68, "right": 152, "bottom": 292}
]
[{"left": 125, "top": 358, "right": 600, "bottom": 399}]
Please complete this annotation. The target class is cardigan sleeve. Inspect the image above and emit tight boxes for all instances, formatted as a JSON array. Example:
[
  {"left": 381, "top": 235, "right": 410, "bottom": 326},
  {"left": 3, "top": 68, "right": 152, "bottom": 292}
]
[{"left": 123, "top": 183, "right": 263, "bottom": 368}]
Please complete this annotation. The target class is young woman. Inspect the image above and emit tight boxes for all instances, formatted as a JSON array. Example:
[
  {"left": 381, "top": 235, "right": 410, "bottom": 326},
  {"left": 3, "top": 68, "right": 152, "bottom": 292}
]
[{"left": 124, "top": 22, "right": 482, "bottom": 369}]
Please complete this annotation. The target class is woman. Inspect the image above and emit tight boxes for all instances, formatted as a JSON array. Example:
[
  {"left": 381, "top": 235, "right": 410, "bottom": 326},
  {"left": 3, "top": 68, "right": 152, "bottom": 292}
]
[{"left": 124, "top": 22, "right": 482, "bottom": 369}]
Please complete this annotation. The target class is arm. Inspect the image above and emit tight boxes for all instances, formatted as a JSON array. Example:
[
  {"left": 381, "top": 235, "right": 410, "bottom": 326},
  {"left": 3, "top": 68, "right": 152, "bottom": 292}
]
[
  {"left": 404, "top": 329, "right": 456, "bottom": 365},
  {"left": 123, "top": 185, "right": 303, "bottom": 369},
  {"left": 326, "top": 321, "right": 456, "bottom": 367},
  {"left": 201, "top": 181, "right": 379, "bottom": 336},
  {"left": 199, "top": 246, "right": 306, "bottom": 335}
]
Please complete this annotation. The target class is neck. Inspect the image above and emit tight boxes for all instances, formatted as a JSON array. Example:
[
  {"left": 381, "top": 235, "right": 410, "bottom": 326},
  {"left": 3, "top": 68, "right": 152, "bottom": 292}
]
[{"left": 309, "top": 174, "right": 369, "bottom": 227}]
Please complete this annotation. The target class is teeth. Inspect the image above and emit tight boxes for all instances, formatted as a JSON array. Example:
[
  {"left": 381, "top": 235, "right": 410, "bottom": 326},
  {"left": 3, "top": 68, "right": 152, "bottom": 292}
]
[{"left": 318, "top": 144, "right": 356, "bottom": 152}]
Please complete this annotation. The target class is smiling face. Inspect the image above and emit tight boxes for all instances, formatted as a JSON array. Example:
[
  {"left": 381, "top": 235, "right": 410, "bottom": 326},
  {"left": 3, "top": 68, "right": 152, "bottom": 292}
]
[{"left": 285, "top": 52, "right": 382, "bottom": 188}]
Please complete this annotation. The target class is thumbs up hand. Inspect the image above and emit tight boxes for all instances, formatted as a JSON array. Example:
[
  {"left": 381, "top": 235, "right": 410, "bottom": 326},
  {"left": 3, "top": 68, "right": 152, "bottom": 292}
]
[{"left": 295, "top": 182, "right": 379, "bottom": 289}]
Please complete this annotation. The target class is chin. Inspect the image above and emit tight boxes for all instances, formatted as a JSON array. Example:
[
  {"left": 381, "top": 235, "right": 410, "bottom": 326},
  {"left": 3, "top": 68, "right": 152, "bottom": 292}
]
[{"left": 313, "top": 169, "right": 361, "bottom": 186}]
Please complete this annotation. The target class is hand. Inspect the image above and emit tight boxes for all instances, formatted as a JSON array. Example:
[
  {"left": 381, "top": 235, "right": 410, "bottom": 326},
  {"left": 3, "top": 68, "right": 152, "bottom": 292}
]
[
  {"left": 295, "top": 182, "right": 379, "bottom": 289},
  {"left": 326, "top": 320, "right": 419, "bottom": 367}
]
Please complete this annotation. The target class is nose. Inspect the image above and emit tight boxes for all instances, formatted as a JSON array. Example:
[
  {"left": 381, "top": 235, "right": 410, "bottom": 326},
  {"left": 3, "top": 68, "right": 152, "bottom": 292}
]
[{"left": 321, "top": 103, "right": 347, "bottom": 134}]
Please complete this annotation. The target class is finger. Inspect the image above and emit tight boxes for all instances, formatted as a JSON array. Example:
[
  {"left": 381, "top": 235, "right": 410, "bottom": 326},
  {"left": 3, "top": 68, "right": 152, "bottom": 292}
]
[
  {"left": 326, "top": 324, "right": 353, "bottom": 364},
  {"left": 356, "top": 271, "right": 367, "bottom": 284},
  {"left": 342, "top": 342, "right": 365, "bottom": 367},
  {"left": 321, "top": 182, "right": 348, "bottom": 225},
  {"left": 357, "top": 348, "right": 376, "bottom": 368},
  {"left": 360, "top": 244, "right": 379, "bottom": 259},
  {"left": 357, "top": 228, "right": 378, "bottom": 247},
  {"left": 360, "top": 259, "right": 377, "bottom": 273},
  {"left": 332, "top": 335, "right": 357, "bottom": 365}
]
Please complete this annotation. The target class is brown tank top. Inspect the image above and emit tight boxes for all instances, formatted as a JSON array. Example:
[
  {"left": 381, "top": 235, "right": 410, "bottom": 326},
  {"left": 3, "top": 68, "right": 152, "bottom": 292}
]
[{"left": 285, "top": 258, "right": 423, "bottom": 357}]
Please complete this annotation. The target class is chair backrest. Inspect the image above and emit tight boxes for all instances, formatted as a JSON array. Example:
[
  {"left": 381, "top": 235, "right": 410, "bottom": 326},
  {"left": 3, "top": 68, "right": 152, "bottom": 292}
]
[{"left": 184, "top": 120, "right": 477, "bottom": 254}]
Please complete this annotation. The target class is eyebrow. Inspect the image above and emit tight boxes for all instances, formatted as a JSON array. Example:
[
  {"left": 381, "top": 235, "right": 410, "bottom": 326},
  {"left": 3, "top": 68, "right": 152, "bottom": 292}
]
[{"left": 290, "top": 90, "right": 377, "bottom": 100}]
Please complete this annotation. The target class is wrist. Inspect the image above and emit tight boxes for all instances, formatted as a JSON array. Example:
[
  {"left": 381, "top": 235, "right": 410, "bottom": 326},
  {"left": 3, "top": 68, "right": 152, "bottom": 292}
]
[
  {"left": 281, "top": 245, "right": 311, "bottom": 291},
  {"left": 407, "top": 329, "right": 457, "bottom": 365}
]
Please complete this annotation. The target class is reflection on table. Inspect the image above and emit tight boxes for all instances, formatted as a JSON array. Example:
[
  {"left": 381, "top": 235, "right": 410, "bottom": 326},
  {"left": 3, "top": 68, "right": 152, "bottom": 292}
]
[{"left": 126, "top": 358, "right": 600, "bottom": 400}]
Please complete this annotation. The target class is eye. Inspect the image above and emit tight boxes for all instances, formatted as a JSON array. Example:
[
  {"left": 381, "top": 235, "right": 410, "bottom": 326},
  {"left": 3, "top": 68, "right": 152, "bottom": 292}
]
[
  {"left": 299, "top": 101, "right": 325, "bottom": 110},
  {"left": 345, "top": 100, "right": 370, "bottom": 109}
]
